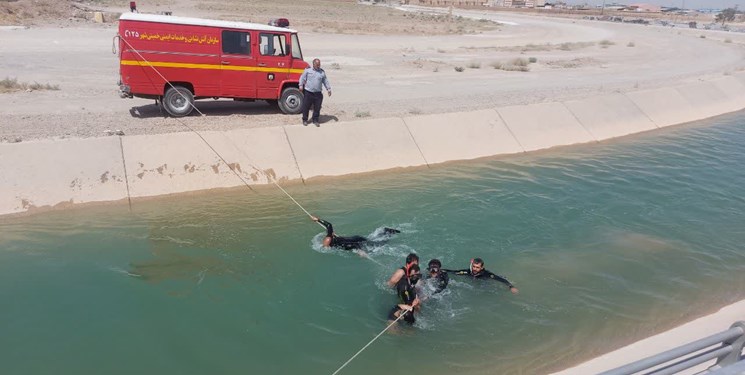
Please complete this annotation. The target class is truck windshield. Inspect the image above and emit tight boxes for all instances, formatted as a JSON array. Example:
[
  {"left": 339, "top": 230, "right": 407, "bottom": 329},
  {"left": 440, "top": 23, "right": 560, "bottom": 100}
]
[{"left": 291, "top": 34, "right": 303, "bottom": 60}]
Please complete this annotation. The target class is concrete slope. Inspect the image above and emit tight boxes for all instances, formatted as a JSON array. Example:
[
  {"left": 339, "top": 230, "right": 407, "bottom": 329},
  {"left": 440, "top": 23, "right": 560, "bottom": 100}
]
[
  {"left": 0, "top": 137, "right": 127, "bottom": 215},
  {"left": 564, "top": 93, "right": 658, "bottom": 141},
  {"left": 285, "top": 118, "right": 427, "bottom": 179},
  {"left": 3, "top": 76, "right": 745, "bottom": 217},
  {"left": 626, "top": 87, "right": 699, "bottom": 127},
  {"left": 403, "top": 109, "right": 524, "bottom": 164},
  {"left": 496, "top": 102, "right": 596, "bottom": 151}
]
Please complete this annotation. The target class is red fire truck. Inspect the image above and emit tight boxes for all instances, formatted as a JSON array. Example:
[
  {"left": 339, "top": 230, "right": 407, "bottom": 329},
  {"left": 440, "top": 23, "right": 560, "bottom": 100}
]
[{"left": 117, "top": 13, "right": 309, "bottom": 116}]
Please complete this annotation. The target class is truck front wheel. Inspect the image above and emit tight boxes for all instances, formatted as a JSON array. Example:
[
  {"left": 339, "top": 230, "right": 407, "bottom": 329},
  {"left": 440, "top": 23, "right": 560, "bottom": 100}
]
[
  {"left": 163, "top": 86, "right": 194, "bottom": 117},
  {"left": 278, "top": 87, "right": 303, "bottom": 115}
]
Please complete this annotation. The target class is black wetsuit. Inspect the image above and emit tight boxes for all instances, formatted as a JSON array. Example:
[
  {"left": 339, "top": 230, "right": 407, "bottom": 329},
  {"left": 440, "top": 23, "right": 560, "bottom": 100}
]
[
  {"left": 444, "top": 268, "right": 515, "bottom": 289},
  {"left": 427, "top": 271, "right": 449, "bottom": 293},
  {"left": 387, "top": 275, "right": 418, "bottom": 324},
  {"left": 316, "top": 218, "right": 400, "bottom": 251}
]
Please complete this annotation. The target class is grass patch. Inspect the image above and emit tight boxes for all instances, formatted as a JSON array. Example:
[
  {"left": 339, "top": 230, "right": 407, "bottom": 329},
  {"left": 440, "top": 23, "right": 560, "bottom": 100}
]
[
  {"left": 329, "top": 63, "right": 341, "bottom": 70},
  {"left": 467, "top": 62, "right": 481, "bottom": 69},
  {"left": 490, "top": 59, "right": 530, "bottom": 72},
  {"left": 700, "top": 35, "right": 706, "bottom": 39},
  {"left": 627, "top": 41, "right": 635, "bottom": 47},
  {"left": 408, "top": 108, "right": 422, "bottom": 115},
  {"left": 528, "top": 57, "right": 537, "bottom": 63},
  {"left": 454, "top": 66, "right": 465, "bottom": 72},
  {"left": 354, "top": 110, "right": 371, "bottom": 118},
  {"left": 599, "top": 40, "right": 615, "bottom": 48},
  {"left": 0, "top": 77, "right": 59, "bottom": 93},
  {"left": 725, "top": 38, "right": 733, "bottom": 43}
]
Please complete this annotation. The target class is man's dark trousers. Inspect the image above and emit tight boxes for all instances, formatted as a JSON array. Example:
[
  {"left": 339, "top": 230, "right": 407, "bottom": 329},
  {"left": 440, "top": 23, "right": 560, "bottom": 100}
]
[{"left": 301, "top": 90, "right": 323, "bottom": 123}]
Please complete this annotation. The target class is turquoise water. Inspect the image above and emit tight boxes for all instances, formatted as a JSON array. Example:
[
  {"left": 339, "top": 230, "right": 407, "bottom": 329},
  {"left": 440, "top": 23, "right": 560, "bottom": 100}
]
[{"left": 2, "top": 113, "right": 745, "bottom": 374}]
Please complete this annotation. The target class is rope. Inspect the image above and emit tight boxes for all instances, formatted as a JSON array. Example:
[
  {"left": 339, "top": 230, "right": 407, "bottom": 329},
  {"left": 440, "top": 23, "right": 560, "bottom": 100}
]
[
  {"left": 331, "top": 309, "right": 411, "bottom": 375},
  {"left": 116, "top": 36, "right": 325, "bottom": 223}
]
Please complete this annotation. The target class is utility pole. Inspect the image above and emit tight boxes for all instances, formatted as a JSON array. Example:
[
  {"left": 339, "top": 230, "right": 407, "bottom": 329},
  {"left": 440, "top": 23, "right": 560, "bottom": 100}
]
[{"left": 601, "top": 0, "right": 606, "bottom": 15}]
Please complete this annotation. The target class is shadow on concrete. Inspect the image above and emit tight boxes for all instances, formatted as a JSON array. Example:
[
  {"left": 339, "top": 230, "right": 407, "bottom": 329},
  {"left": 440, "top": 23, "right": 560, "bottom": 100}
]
[
  {"left": 128, "top": 99, "right": 282, "bottom": 119},
  {"left": 317, "top": 114, "right": 340, "bottom": 124}
]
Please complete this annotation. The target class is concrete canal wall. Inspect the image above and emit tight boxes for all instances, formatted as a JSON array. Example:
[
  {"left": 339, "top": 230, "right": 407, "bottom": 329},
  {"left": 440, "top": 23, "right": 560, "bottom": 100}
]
[{"left": 2, "top": 72, "right": 745, "bottom": 216}]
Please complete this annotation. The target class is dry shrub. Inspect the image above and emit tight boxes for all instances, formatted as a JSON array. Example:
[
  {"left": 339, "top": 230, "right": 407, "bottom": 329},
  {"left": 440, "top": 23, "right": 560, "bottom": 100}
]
[
  {"left": 0, "top": 77, "right": 59, "bottom": 93},
  {"left": 355, "top": 110, "right": 371, "bottom": 118}
]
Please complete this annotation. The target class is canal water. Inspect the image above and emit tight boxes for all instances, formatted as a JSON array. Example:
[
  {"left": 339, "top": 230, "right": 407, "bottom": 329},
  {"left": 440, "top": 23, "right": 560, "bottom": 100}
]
[{"left": 2, "top": 112, "right": 745, "bottom": 375}]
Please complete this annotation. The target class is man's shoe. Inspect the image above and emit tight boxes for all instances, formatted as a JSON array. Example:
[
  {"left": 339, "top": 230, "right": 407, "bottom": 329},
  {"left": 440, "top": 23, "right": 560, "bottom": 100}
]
[
  {"left": 302, "top": 120, "right": 308, "bottom": 126},
  {"left": 313, "top": 121, "right": 320, "bottom": 127}
]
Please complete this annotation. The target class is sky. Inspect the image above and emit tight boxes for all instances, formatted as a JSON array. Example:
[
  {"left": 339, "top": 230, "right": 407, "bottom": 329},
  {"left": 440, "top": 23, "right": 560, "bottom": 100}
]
[{"left": 570, "top": 0, "right": 741, "bottom": 10}]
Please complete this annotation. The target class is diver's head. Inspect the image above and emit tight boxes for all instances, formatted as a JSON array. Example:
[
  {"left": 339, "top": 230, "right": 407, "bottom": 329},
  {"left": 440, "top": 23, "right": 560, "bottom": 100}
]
[
  {"left": 322, "top": 236, "right": 332, "bottom": 248},
  {"left": 408, "top": 264, "right": 421, "bottom": 285},
  {"left": 427, "top": 259, "right": 442, "bottom": 276},
  {"left": 405, "top": 253, "right": 419, "bottom": 266},
  {"left": 471, "top": 258, "right": 484, "bottom": 274}
]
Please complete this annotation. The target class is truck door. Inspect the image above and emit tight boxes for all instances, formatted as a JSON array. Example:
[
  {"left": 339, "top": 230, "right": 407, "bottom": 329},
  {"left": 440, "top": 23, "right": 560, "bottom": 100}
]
[
  {"left": 220, "top": 30, "right": 256, "bottom": 98},
  {"left": 256, "top": 32, "right": 291, "bottom": 99}
]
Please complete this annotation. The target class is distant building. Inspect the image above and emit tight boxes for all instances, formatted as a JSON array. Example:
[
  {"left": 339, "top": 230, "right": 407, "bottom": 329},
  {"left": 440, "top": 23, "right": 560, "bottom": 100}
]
[
  {"left": 492, "top": 0, "right": 546, "bottom": 8},
  {"left": 626, "top": 3, "right": 662, "bottom": 12},
  {"left": 415, "top": 0, "right": 487, "bottom": 5}
]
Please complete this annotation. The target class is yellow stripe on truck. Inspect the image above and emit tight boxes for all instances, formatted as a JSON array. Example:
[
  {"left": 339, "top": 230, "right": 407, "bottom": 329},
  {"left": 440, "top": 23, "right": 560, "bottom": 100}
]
[{"left": 120, "top": 60, "right": 305, "bottom": 74}]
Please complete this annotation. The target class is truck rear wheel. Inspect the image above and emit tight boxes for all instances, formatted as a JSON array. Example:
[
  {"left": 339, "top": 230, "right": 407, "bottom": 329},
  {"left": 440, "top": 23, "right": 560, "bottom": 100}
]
[
  {"left": 278, "top": 87, "right": 303, "bottom": 115},
  {"left": 163, "top": 86, "right": 194, "bottom": 117}
]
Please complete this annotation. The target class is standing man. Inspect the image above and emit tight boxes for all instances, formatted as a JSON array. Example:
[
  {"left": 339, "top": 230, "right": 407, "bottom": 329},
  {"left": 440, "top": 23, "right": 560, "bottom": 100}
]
[
  {"left": 298, "top": 58, "right": 332, "bottom": 127},
  {"left": 444, "top": 258, "right": 519, "bottom": 294}
]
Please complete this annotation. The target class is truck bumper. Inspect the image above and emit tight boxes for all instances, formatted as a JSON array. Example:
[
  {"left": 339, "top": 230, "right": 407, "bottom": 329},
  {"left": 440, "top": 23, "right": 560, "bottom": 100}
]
[{"left": 119, "top": 84, "right": 132, "bottom": 98}]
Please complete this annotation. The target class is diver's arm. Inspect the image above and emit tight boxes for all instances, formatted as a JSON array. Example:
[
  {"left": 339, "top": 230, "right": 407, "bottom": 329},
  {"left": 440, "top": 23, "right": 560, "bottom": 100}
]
[
  {"left": 443, "top": 269, "right": 469, "bottom": 275},
  {"left": 311, "top": 216, "right": 334, "bottom": 237},
  {"left": 486, "top": 271, "right": 519, "bottom": 294},
  {"left": 387, "top": 269, "right": 405, "bottom": 288}
]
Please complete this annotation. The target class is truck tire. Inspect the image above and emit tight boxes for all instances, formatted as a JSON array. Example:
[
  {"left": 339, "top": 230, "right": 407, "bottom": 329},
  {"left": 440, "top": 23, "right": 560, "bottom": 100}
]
[
  {"left": 163, "top": 86, "right": 194, "bottom": 117},
  {"left": 278, "top": 87, "right": 303, "bottom": 115}
]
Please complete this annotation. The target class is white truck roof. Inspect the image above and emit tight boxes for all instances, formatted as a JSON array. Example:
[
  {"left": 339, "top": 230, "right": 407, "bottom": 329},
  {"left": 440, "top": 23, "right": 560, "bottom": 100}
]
[{"left": 119, "top": 13, "right": 298, "bottom": 33}]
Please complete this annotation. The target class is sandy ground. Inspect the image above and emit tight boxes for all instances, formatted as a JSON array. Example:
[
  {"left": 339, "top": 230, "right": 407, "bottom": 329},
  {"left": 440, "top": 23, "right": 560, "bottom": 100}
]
[{"left": 1, "top": 1, "right": 744, "bottom": 142}]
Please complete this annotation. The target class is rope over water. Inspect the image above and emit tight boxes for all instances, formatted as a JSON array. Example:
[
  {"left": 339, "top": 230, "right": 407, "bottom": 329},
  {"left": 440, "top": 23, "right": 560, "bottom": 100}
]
[{"left": 331, "top": 310, "right": 411, "bottom": 375}]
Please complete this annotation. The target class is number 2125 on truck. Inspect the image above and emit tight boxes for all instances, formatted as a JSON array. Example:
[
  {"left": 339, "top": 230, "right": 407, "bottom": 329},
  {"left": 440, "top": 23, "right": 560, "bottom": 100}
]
[{"left": 116, "top": 13, "right": 309, "bottom": 117}]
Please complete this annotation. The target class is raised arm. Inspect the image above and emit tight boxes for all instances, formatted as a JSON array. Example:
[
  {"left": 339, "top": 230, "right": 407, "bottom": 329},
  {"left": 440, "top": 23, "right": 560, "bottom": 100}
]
[{"left": 311, "top": 216, "right": 333, "bottom": 237}]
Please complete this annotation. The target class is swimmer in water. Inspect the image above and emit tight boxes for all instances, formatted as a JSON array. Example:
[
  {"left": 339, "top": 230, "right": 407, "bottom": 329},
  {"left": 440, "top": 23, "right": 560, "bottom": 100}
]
[
  {"left": 444, "top": 258, "right": 518, "bottom": 294},
  {"left": 425, "top": 258, "right": 449, "bottom": 294},
  {"left": 311, "top": 216, "right": 400, "bottom": 253}
]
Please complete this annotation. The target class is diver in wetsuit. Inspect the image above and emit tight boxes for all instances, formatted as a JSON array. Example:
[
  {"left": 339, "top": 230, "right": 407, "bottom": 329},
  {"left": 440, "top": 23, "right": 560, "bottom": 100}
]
[
  {"left": 310, "top": 216, "right": 400, "bottom": 251},
  {"left": 388, "top": 264, "right": 421, "bottom": 325},
  {"left": 444, "top": 258, "right": 519, "bottom": 294},
  {"left": 387, "top": 253, "right": 419, "bottom": 288},
  {"left": 426, "top": 258, "right": 449, "bottom": 294}
]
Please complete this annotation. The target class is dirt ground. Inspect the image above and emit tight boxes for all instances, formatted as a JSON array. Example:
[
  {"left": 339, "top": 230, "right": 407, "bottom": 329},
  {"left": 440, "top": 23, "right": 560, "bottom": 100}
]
[{"left": 1, "top": 0, "right": 745, "bottom": 143}]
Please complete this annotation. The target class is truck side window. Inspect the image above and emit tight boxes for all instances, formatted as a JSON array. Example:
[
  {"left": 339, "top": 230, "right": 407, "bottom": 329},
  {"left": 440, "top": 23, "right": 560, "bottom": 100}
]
[
  {"left": 259, "top": 33, "right": 287, "bottom": 56},
  {"left": 291, "top": 34, "right": 303, "bottom": 60},
  {"left": 222, "top": 30, "right": 250, "bottom": 55}
]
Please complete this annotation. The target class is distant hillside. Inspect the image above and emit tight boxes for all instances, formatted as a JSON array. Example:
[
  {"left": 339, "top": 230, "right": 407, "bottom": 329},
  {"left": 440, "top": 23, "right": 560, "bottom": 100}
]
[{"left": 0, "top": 0, "right": 103, "bottom": 26}]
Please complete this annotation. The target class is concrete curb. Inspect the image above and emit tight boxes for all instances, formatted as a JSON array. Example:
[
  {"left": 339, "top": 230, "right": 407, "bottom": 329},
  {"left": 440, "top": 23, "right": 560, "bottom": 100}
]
[{"left": 2, "top": 75, "right": 744, "bottom": 216}]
